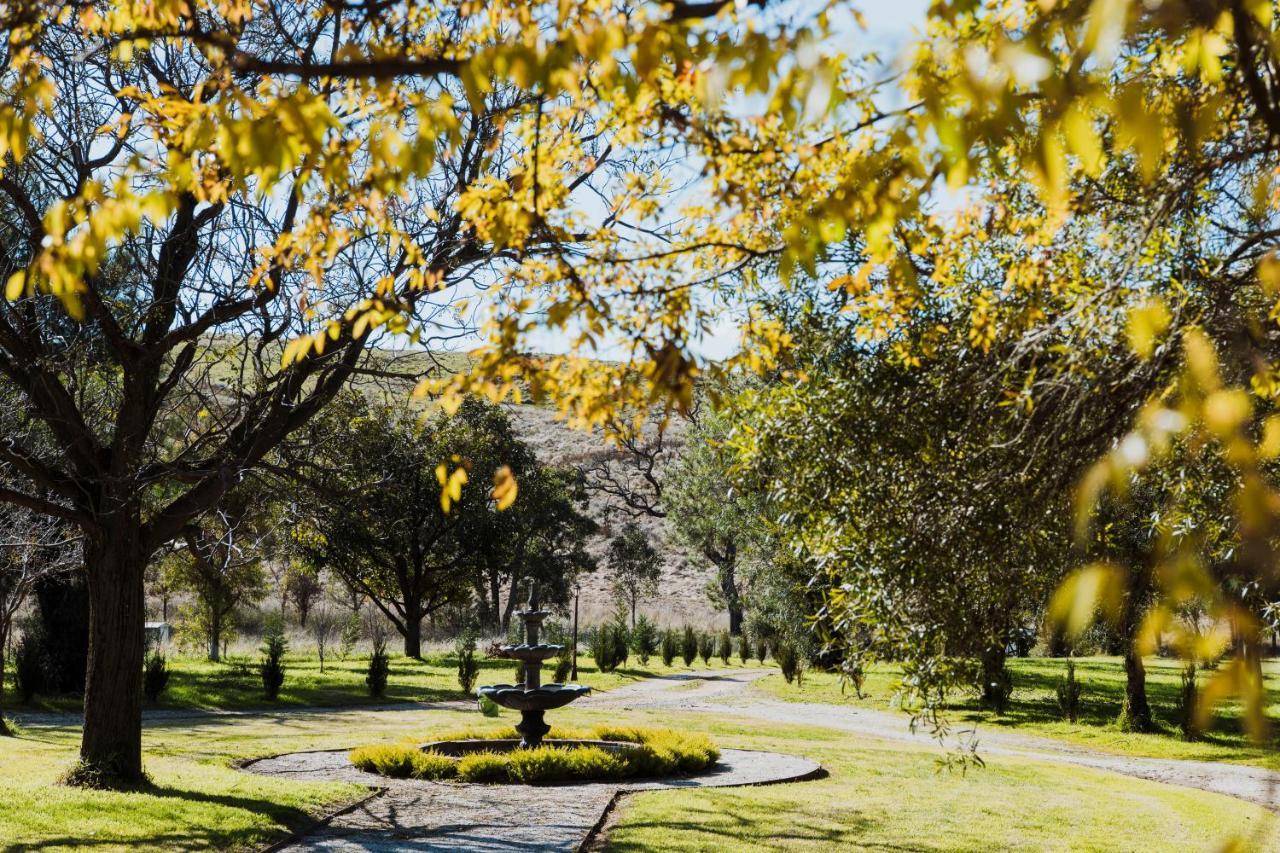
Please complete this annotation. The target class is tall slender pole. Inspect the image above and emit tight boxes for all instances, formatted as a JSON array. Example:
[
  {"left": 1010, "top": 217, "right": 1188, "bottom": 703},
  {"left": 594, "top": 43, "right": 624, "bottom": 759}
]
[{"left": 570, "top": 583, "right": 580, "bottom": 681}]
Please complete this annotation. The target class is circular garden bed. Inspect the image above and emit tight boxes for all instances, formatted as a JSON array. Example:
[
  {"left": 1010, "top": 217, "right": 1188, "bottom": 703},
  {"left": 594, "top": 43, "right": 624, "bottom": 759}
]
[{"left": 349, "top": 724, "right": 719, "bottom": 785}]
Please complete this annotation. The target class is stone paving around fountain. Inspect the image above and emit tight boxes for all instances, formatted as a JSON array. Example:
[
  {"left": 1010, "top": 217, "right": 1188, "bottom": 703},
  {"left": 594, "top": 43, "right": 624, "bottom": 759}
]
[{"left": 247, "top": 746, "right": 822, "bottom": 851}]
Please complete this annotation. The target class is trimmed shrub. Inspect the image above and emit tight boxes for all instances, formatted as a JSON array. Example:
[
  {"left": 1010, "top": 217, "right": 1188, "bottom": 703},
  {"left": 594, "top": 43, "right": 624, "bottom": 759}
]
[
  {"left": 350, "top": 745, "right": 456, "bottom": 780},
  {"left": 592, "top": 623, "right": 619, "bottom": 673},
  {"left": 775, "top": 641, "right": 802, "bottom": 684},
  {"left": 660, "top": 629, "right": 677, "bottom": 667},
  {"left": 553, "top": 655, "right": 572, "bottom": 683},
  {"left": 456, "top": 752, "right": 510, "bottom": 783},
  {"left": 456, "top": 630, "right": 479, "bottom": 695},
  {"left": 260, "top": 619, "right": 287, "bottom": 700},
  {"left": 754, "top": 635, "right": 768, "bottom": 663},
  {"left": 610, "top": 611, "right": 630, "bottom": 668},
  {"left": 478, "top": 694, "right": 501, "bottom": 716},
  {"left": 143, "top": 651, "right": 170, "bottom": 704},
  {"left": 353, "top": 725, "right": 719, "bottom": 784},
  {"left": 632, "top": 614, "right": 658, "bottom": 666},
  {"left": 1055, "top": 658, "right": 1083, "bottom": 723},
  {"left": 984, "top": 665, "right": 1013, "bottom": 715},
  {"left": 717, "top": 629, "right": 731, "bottom": 665},
  {"left": 845, "top": 661, "right": 866, "bottom": 699},
  {"left": 737, "top": 632, "right": 750, "bottom": 665},
  {"left": 680, "top": 626, "right": 697, "bottom": 666},
  {"left": 366, "top": 635, "right": 390, "bottom": 698},
  {"left": 697, "top": 631, "right": 713, "bottom": 665}
]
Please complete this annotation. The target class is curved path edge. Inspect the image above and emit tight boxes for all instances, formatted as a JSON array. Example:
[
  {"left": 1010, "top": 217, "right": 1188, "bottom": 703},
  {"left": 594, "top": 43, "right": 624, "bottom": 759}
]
[{"left": 243, "top": 745, "right": 821, "bottom": 851}]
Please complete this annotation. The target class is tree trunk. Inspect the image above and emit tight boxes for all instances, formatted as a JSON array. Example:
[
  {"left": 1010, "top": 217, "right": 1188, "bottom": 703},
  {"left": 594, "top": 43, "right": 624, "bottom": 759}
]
[
  {"left": 1121, "top": 645, "right": 1154, "bottom": 731},
  {"left": 0, "top": 620, "right": 10, "bottom": 736},
  {"left": 631, "top": 597, "right": 637, "bottom": 628},
  {"left": 403, "top": 600, "right": 422, "bottom": 659},
  {"left": 718, "top": 558, "right": 743, "bottom": 635},
  {"left": 80, "top": 528, "right": 148, "bottom": 786},
  {"left": 207, "top": 609, "right": 222, "bottom": 662}
]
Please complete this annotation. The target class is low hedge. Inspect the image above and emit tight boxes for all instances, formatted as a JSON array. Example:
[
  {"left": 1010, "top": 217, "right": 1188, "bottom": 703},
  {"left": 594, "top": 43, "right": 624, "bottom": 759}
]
[{"left": 349, "top": 724, "right": 719, "bottom": 784}]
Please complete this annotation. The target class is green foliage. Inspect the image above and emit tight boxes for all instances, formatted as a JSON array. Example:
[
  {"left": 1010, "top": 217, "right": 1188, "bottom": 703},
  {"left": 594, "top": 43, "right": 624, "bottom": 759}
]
[
  {"left": 294, "top": 395, "right": 596, "bottom": 650},
  {"left": 478, "top": 694, "right": 501, "bottom": 716},
  {"left": 365, "top": 635, "right": 390, "bottom": 699},
  {"left": 352, "top": 726, "right": 719, "bottom": 785},
  {"left": 775, "top": 641, "right": 803, "bottom": 685},
  {"left": 697, "top": 631, "right": 713, "bottom": 665},
  {"left": 717, "top": 629, "right": 731, "bottom": 665},
  {"left": 631, "top": 614, "right": 658, "bottom": 665},
  {"left": 680, "top": 625, "right": 697, "bottom": 667},
  {"left": 1056, "top": 658, "right": 1083, "bottom": 723},
  {"left": 755, "top": 635, "right": 768, "bottom": 663},
  {"left": 610, "top": 610, "right": 630, "bottom": 668},
  {"left": 984, "top": 665, "right": 1014, "bottom": 715},
  {"left": 350, "top": 745, "right": 456, "bottom": 780},
  {"left": 143, "top": 652, "right": 170, "bottom": 704},
  {"left": 259, "top": 618, "right": 287, "bottom": 700},
  {"left": 591, "top": 624, "right": 619, "bottom": 673},
  {"left": 338, "top": 615, "right": 360, "bottom": 660},
  {"left": 660, "top": 629, "right": 677, "bottom": 667},
  {"left": 738, "top": 632, "right": 750, "bottom": 665},
  {"left": 552, "top": 654, "right": 572, "bottom": 684},
  {"left": 607, "top": 523, "right": 661, "bottom": 626},
  {"left": 456, "top": 629, "right": 479, "bottom": 695}
]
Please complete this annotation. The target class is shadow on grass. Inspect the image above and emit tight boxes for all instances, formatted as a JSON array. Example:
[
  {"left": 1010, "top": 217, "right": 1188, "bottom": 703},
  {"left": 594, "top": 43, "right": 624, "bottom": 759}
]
[
  {"left": 603, "top": 797, "right": 875, "bottom": 852},
  {"left": 13, "top": 785, "right": 316, "bottom": 852}
]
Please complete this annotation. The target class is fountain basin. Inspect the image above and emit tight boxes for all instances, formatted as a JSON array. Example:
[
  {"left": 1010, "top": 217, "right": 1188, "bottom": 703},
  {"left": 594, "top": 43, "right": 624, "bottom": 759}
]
[
  {"left": 477, "top": 683, "right": 591, "bottom": 712},
  {"left": 500, "top": 643, "right": 564, "bottom": 662}
]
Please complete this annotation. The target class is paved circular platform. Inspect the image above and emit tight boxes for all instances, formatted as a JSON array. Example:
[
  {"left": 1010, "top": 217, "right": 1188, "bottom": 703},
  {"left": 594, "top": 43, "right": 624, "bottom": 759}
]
[{"left": 245, "top": 746, "right": 822, "bottom": 851}]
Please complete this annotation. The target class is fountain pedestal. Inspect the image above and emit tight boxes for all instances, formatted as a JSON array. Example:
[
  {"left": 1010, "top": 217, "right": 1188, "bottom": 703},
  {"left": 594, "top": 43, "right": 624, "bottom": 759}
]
[{"left": 477, "top": 583, "right": 590, "bottom": 747}]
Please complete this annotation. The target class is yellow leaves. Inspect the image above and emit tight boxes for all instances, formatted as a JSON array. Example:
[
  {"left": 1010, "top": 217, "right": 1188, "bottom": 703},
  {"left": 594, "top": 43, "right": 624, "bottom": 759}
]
[
  {"left": 4, "top": 271, "right": 25, "bottom": 301},
  {"left": 1202, "top": 389, "right": 1252, "bottom": 439},
  {"left": 1124, "top": 299, "right": 1170, "bottom": 360},
  {"left": 436, "top": 458, "right": 469, "bottom": 514},
  {"left": 1195, "top": 656, "right": 1270, "bottom": 742},
  {"left": 491, "top": 465, "right": 518, "bottom": 511},
  {"left": 1061, "top": 104, "right": 1103, "bottom": 177},
  {"left": 1048, "top": 563, "right": 1126, "bottom": 638}
]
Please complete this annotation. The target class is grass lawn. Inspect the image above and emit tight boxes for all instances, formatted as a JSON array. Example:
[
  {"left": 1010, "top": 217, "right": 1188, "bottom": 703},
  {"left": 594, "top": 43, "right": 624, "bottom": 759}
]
[
  {"left": 755, "top": 655, "right": 1280, "bottom": 768},
  {"left": 1, "top": 699, "right": 1272, "bottom": 851},
  {"left": 12, "top": 650, "right": 768, "bottom": 713}
]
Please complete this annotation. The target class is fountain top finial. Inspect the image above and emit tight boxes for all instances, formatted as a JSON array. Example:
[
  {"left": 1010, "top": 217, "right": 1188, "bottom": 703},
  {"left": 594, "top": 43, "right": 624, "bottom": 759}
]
[{"left": 527, "top": 579, "right": 539, "bottom": 611}]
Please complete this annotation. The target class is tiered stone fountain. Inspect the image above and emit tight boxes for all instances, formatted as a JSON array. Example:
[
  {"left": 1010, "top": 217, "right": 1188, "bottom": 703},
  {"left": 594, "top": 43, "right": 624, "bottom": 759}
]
[{"left": 477, "top": 582, "right": 590, "bottom": 747}]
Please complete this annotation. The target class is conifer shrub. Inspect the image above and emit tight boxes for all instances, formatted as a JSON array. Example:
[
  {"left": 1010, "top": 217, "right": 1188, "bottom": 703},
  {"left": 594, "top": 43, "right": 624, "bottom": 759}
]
[
  {"left": 660, "top": 629, "right": 678, "bottom": 667},
  {"left": 681, "top": 625, "right": 697, "bottom": 666},
  {"left": 366, "top": 635, "right": 390, "bottom": 698},
  {"left": 260, "top": 618, "right": 287, "bottom": 700},
  {"left": 697, "top": 631, "right": 713, "bottom": 665},
  {"left": 1055, "top": 658, "right": 1083, "bottom": 723},
  {"left": 1178, "top": 662, "right": 1200, "bottom": 741},
  {"left": 718, "top": 629, "right": 731, "bottom": 664},
  {"left": 632, "top": 615, "right": 658, "bottom": 665},
  {"left": 456, "top": 629, "right": 479, "bottom": 695},
  {"left": 143, "top": 651, "right": 170, "bottom": 704}
]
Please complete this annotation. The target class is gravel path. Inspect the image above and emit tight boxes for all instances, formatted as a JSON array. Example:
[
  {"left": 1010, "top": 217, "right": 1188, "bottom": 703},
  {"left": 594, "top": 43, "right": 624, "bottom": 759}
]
[
  {"left": 588, "top": 669, "right": 1280, "bottom": 811},
  {"left": 244, "top": 746, "right": 821, "bottom": 851}
]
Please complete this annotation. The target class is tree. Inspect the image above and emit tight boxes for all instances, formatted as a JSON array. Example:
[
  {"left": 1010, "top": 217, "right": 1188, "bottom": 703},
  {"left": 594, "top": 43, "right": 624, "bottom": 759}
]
[
  {"left": 665, "top": 408, "right": 759, "bottom": 634},
  {"left": 308, "top": 599, "right": 341, "bottom": 674},
  {"left": 284, "top": 564, "right": 323, "bottom": 628},
  {"left": 0, "top": 503, "right": 76, "bottom": 733},
  {"left": 291, "top": 395, "right": 595, "bottom": 653},
  {"left": 173, "top": 483, "right": 272, "bottom": 661},
  {"left": 606, "top": 523, "right": 662, "bottom": 628}
]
